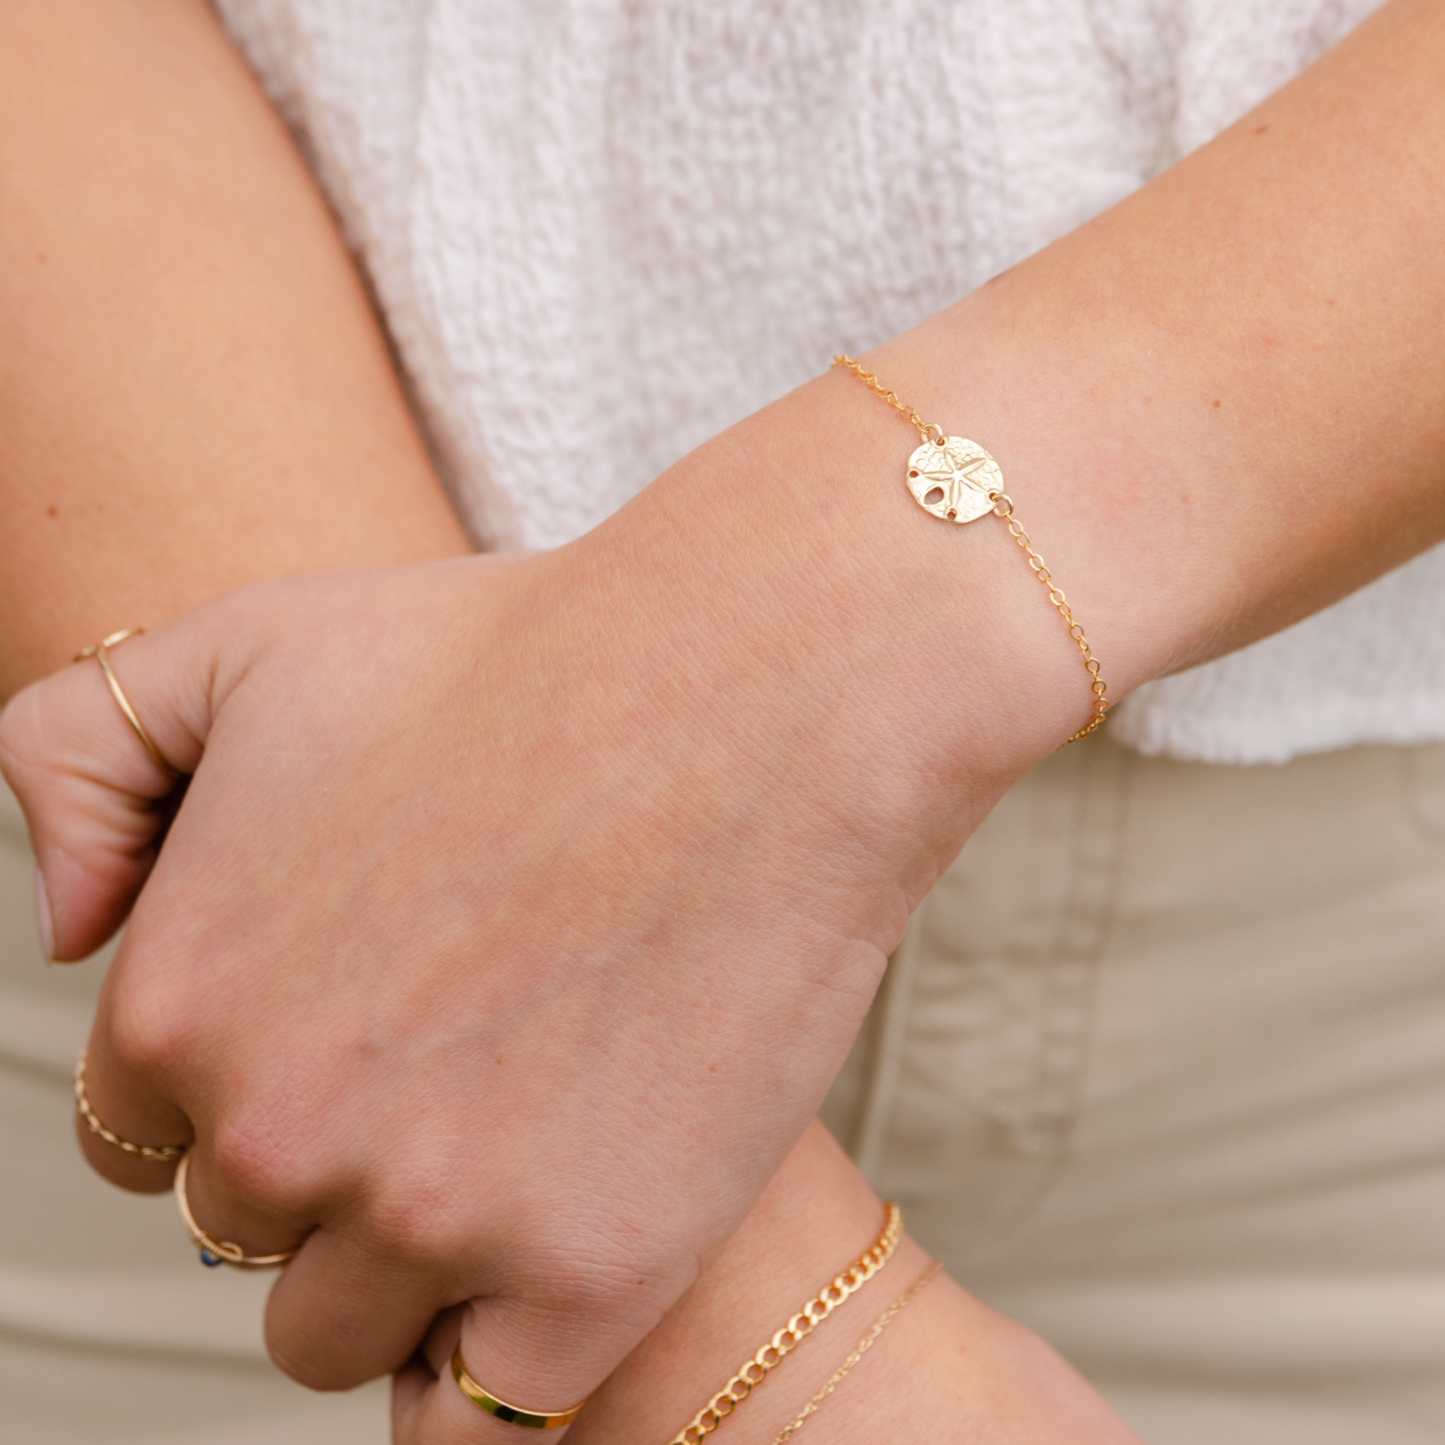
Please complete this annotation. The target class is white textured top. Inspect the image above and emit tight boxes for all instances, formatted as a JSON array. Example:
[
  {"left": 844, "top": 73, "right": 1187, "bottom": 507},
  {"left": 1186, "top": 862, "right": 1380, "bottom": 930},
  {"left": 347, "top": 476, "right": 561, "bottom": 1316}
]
[{"left": 214, "top": 0, "right": 1445, "bottom": 765}]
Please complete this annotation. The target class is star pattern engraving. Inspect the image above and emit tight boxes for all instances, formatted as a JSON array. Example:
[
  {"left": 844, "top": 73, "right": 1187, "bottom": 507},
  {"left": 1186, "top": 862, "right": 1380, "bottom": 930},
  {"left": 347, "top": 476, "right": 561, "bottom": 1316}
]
[{"left": 906, "top": 436, "right": 1001, "bottom": 524}]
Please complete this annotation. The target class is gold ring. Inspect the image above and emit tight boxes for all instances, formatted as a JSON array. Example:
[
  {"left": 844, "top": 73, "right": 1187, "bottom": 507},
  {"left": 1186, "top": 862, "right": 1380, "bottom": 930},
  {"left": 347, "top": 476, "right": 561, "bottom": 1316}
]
[
  {"left": 73, "top": 628, "right": 181, "bottom": 779},
  {"left": 452, "top": 1346, "right": 587, "bottom": 1429},
  {"left": 174, "top": 1151, "right": 301, "bottom": 1270},
  {"left": 74, "top": 1048, "right": 189, "bottom": 1163}
]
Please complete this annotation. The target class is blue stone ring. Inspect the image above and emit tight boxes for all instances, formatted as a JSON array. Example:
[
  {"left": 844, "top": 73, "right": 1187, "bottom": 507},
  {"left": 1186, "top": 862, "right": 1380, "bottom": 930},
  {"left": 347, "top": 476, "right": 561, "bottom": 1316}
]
[{"left": 174, "top": 1151, "right": 301, "bottom": 1270}]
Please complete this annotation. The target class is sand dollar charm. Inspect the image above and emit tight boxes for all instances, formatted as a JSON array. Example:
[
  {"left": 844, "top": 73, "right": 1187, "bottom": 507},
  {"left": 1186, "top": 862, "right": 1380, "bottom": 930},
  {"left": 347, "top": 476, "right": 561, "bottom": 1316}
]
[{"left": 906, "top": 435, "right": 1002, "bottom": 524}]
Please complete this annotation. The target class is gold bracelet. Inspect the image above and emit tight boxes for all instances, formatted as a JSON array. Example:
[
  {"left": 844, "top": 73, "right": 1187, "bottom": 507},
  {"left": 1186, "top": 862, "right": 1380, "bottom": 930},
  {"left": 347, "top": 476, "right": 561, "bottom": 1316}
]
[
  {"left": 770, "top": 1260, "right": 943, "bottom": 1444},
  {"left": 832, "top": 356, "right": 1110, "bottom": 743},
  {"left": 663, "top": 1202, "right": 902, "bottom": 1445}
]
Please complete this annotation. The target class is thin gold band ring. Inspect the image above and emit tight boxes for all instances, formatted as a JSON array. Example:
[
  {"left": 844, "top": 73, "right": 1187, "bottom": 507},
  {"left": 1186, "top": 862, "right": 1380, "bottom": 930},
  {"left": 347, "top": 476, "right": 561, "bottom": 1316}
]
[
  {"left": 174, "top": 1151, "right": 301, "bottom": 1270},
  {"left": 451, "top": 1346, "right": 588, "bottom": 1429},
  {"left": 73, "top": 628, "right": 181, "bottom": 778},
  {"left": 74, "top": 1048, "right": 188, "bottom": 1163}
]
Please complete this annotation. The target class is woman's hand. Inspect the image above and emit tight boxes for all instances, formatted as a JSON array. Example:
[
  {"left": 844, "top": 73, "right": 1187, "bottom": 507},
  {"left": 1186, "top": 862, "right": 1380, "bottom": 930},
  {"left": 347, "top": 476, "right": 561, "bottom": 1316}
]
[{"left": 0, "top": 469, "right": 1070, "bottom": 1429}]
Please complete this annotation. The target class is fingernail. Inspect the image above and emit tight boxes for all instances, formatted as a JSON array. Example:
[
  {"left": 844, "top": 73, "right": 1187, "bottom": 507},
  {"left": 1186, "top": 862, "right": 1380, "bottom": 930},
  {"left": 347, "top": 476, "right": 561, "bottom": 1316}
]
[{"left": 33, "top": 867, "right": 55, "bottom": 963}]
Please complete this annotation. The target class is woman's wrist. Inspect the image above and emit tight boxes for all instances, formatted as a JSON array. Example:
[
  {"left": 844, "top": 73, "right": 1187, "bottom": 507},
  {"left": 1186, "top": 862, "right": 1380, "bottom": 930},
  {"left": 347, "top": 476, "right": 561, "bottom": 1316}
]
[
  {"left": 557, "top": 360, "right": 1093, "bottom": 936},
  {"left": 508, "top": 1122, "right": 1141, "bottom": 1445},
  {"left": 585, "top": 0, "right": 1445, "bottom": 887},
  {"left": 854, "top": 0, "right": 1445, "bottom": 703},
  {"left": 575, "top": 1131, "right": 937, "bottom": 1443}
]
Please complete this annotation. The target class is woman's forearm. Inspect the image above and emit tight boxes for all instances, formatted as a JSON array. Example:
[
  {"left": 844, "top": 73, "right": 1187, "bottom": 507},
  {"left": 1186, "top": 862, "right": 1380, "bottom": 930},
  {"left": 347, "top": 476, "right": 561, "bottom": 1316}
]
[
  {"left": 590, "top": 0, "right": 1445, "bottom": 892},
  {"left": 404, "top": 1122, "right": 1141, "bottom": 1445},
  {"left": 584, "top": 1123, "right": 1140, "bottom": 1444},
  {"left": 0, "top": 0, "right": 469, "bottom": 700},
  {"left": 860, "top": 0, "right": 1445, "bottom": 695}
]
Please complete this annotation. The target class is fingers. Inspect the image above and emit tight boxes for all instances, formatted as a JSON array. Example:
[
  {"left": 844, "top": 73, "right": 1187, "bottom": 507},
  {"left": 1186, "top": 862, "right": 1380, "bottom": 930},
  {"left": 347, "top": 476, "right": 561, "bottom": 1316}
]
[
  {"left": 263, "top": 1223, "right": 441, "bottom": 1390},
  {"left": 175, "top": 1142, "right": 313, "bottom": 1267},
  {"left": 71, "top": 930, "right": 210, "bottom": 1194},
  {"left": 1, "top": 659, "right": 172, "bottom": 961},
  {"left": 0, "top": 614, "right": 222, "bottom": 959},
  {"left": 267, "top": 1175, "right": 665, "bottom": 1423},
  {"left": 393, "top": 1296, "right": 614, "bottom": 1445},
  {"left": 72, "top": 1032, "right": 192, "bottom": 1195},
  {"left": 262, "top": 1194, "right": 651, "bottom": 1402}
]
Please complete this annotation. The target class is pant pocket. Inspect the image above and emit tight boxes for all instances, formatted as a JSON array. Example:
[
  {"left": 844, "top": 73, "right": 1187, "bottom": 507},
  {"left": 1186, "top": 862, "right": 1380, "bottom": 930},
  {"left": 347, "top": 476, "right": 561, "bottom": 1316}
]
[{"left": 831, "top": 732, "right": 1132, "bottom": 1266}]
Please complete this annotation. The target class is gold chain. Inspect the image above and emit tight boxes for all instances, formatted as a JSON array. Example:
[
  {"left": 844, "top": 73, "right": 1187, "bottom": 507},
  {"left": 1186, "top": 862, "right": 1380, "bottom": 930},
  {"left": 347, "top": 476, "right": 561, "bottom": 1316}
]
[
  {"left": 832, "top": 356, "right": 1109, "bottom": 743},
  {"left": 830, "top": 359, "right": 936, "bottom": 440},
  {"left": 663, "top": 1202, "right": 902, "bottom": 1445},
  {"left": 770, "top": 1260, "right": 943, "bottom": 1445},
  {"left": 991, "top": 498, "right": 1109, "bottom": 740}
]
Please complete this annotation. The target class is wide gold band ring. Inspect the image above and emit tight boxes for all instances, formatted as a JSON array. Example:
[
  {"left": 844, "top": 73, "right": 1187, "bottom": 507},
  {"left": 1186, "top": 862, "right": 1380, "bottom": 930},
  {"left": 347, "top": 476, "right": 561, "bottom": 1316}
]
[
  {"left": 73, "top": 628, "right": 181, "bottom": 779},
  {"left": 74, "top": 1048, "right": 189, "bottom": 1164},
  {"left": 451, "top": 1346, "right": 587, "bottom": 1429},
  {"left": 174, "top": 1152, "right": 301, "bottom": 1270}
]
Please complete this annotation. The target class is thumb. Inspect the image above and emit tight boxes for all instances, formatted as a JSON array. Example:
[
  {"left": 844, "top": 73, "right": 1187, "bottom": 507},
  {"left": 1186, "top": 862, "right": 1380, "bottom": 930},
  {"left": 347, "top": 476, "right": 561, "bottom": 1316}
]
[{"left": 0, "top": 616, "right": 225, "bottom": 962}]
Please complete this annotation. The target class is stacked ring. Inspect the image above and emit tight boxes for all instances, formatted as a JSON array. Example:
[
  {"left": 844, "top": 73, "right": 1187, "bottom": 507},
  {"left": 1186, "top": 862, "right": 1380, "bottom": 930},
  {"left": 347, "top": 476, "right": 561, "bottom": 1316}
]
[{"left": 74, "top": 1050, "right": 299, "bottom": 1270}]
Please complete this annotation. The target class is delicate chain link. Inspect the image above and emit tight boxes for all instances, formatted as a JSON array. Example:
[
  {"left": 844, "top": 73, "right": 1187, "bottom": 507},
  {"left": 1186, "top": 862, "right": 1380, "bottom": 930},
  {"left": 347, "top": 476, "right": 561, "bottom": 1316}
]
[
  {"left": 663, "top": 1203, "right": 903, "bottom": 1445},
  {"left": 989, "top": 496, "right": 1109, "bottom": 741},
  {"left": 770, "top": 1261, "right": 943, "bottom": 1445},
  {"left": 832, "top": 355, "right": 1109, "bottom": 743},
  {"left": 830, "top": 356, "right": 932, "bottom": 440}
]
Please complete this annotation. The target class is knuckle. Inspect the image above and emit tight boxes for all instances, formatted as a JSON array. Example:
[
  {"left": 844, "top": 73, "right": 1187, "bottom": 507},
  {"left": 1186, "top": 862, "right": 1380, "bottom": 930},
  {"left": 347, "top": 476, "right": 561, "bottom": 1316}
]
[
  {"left": 209, "top": 1107, "right": 319, "bottom": 1217},
  {"left": 364, "top": 1168, "right": 473, "bottom": 1271},
  {"left": 530, "top": 1264, "right": 622, "bottom": 1326},
  {"left": 218, "top": 573, "right": 311, "bottom": 647},
  {"left": 105, "top": 971, "right": 192, "bottom": 1082},
  {"left": 523, "top": 1224, "right": 677, "bottom": 1332},
  {"left": 215, "top": 571, "right": 286, "bottom": 620}
]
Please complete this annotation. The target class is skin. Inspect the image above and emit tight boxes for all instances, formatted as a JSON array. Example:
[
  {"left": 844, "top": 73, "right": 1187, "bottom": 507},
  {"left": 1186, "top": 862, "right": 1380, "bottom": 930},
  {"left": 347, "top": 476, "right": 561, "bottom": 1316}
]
[
  {"left": 0, "top": 1, "right": 1138, "bottom": 1440},
  {"left": 442, "top": 1123, "right": 1142, "bottom": 1445},
  {"left": 0, "top": 0, "right": 470, "bottom": 685},
  {"left": 3, "top": 0, "right": 1445, "bottom": 1440}
]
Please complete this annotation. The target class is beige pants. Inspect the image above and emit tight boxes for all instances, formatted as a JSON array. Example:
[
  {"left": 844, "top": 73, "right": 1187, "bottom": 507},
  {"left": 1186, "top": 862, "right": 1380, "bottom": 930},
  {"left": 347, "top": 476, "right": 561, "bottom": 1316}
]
[
  {"left": 825, "top": 734, "right": 1445, "bottom": 1443},
  {"left": 5, "top": 736, "right": 1445, "bottom": 1442}
]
